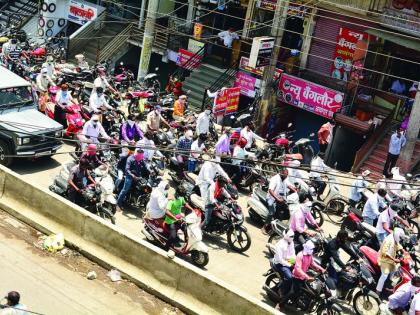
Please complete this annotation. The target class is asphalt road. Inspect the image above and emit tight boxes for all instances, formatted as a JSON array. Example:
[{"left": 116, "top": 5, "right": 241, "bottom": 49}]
[
  {"left": 9, "top": 142, "right": 347, "bottom": 304},
  {"left": 0, "top": 209, "right": 181, "bottom": 315}
]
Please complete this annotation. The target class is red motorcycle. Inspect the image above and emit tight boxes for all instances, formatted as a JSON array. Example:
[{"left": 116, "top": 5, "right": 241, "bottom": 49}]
[
  {"left": 126, "top": 90, "right": 154, "bottom": 115},
  {"left": 64, "top": 103, "right": 84, "bottom": 138}
]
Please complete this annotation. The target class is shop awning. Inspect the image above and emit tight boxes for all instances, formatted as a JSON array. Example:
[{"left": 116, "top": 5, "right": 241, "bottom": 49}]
[{"left": 366, "top": 29, "right": 420, "bottom": 52}]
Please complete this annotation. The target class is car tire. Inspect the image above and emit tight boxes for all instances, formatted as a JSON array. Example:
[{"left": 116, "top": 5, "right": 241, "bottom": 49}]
[{"left": 0, "top": 140, "right": 12, "bottom": 166}]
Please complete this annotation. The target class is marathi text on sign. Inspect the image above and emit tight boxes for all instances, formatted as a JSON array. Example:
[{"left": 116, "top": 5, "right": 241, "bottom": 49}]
[
  {"left": 68, "top": 0, "right": 97, "bottom": 25},
  {"left": 176, "top": 49, "right": 202, "bottom": 69},
  {"left": 213, "top": 87, "right": 240, "bottom": 116}
]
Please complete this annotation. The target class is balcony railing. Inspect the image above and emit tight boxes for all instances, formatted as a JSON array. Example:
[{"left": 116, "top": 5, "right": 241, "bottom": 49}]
[{"left": 319, "top": 0, "right": 387, "bottom": 13}]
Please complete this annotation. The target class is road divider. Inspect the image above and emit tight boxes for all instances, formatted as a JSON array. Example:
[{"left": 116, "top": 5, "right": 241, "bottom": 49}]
[{"left": 0, "top": 165, "right": 278, "bottom": 315}]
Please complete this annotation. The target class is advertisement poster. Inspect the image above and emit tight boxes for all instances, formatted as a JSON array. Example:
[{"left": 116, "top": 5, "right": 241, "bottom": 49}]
[
  {"left": 68, "top": 0, "right": 98, "bottom": 25},
  {"left": 278, "top": 73, "right": 344, "bottom": 119},
  {"left": 234, "top": 71, "right": 261, "bottom": 98},
  {"left": 193, "top": 23, "right": 203, "bottom": 40},
  {"left": 176, "top": 49, "right": 202, "bottom": 69},
  {"left": 213, "top": 87, "right": 241, "bottom": 116},
  {"left": 331, "top": 28, "right": 368, "bottom": 81},
  {"left": 187, "top": 38, "right": 205, "bottom": 53},
  {"left": 381, "top": 0, "right": 420, "bottom": 36},
  {"left": 239, "top": 56, "right": 283, "bottom": 78},
  {"left": 248, "top": 37, "right": 275, "bottom": 68}
]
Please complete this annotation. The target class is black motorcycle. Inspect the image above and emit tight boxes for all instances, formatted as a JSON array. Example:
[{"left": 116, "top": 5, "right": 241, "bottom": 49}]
[
  {"left": 123, "top": 174, "right": 161, "bottom": 213},
  {"left": 263, "top": 268, "right": 342, "bottom": 314}
]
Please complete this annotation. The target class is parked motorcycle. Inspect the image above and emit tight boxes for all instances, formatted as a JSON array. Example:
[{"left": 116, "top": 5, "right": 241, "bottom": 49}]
[{"left": 142, "top": 208, "right": 209, "bottom": 267}]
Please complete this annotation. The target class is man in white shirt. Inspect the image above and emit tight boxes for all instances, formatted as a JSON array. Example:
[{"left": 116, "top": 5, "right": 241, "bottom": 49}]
[
  {"left": 203, "top": 176, "right": 231, "bottom": 227},
  {"left": 89, "top": 87, "right": 113, "bottom": 113},
  {"left": 348, "top": 170, "right": 370, "bottom": 207},
  {"left": 1, "top": 291, "right": 27, "bottom": 315},
  {"left": 218, "top": 28, "right": 239, "bottom": 67},
  {"left": 310, "top": 152, "right": 330, "bottom": 196},
  {"left": 410, "top": 291, "right": 420, "bottom": 315},
  {"left": 196, "top": 106, "right": 211, "bottom": 136},
  {"left": 362, "top": 189, "right": 388, "bottom": 226},
  {"left": 240, "top": 123, "right": 264, "bottom": 149},
  {"left": 147, "top": 181, "right": 169, "bottom": 220},
  {"left": 189, "top": 134, "right": 206, "bottom": 172},
  {"left": 137, "top": 131, "right": 164, "bottom": 165},
  {"left": 376, "top": 204, "right": 410, "bottom": 243},
  {"left": 383, "top": 127, "right": 406, "bottom": 177},
  {"left": 197, "top": 158, "right": 230, "bottom": 204},
  {"left": 93, "top": 69, "right": 117, "bottom": 94},
  {"left": 388, "top": 167, "right": 409, "bottom": 199},
  {"left": 273, "top": 229, "right": 296, "bottom": 295},
  {"left": 206, "top": 88, "right": 226, "bottom": 124},
  {"left": 387, "top": 276, "right": 420, "bottom": 314},
  {"left": 42, "top": 55, "right": 57, "bottom": 79},
  {"left": 80, "top": 115, "right": 109, "bottom": 149}
]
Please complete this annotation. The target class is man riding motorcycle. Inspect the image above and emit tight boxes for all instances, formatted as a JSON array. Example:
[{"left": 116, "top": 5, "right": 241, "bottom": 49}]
[
  {"left": 79, "top": 143, "right": 104, "bottom": 169},
  {"left": 121, "top": 114, "right": 143, "bottom": 145},
  {"left": 202, "top": 175, "right": 231, "bottom": 229},
  {"left": 348, "top": 170, "right": 371, "bottom": 207},
  {"left": 67, "top": 159, "right": 95, "bottom": 206},
  {"left": 147, "top": 180, "right": 170, "bottom": 220},
  {"left": 79, "top": 114, "right": 110, "bottom": 149},
  {"left": 273, "top": 229, "right": 296, "bottom": 297}
]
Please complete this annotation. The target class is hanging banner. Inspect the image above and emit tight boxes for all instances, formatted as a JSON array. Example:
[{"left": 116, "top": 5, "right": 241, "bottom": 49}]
[
  {"left": 176, "top": 49, "right": 202, "bottom": 69},
  {"left": 68, "top": 0, "right": 97, "bottom": 25},
  {"left": 331, "top": 28, "right": 368, "bottom": 81},
  {"left": 248, "top": 37, "right": 275, "bottom": 68},
  {"left": 239, "top": 56, "right": 283, "bottom": 78},
  {"left": 234, "top": 71, "right": 261, "bottom": 98},
  {"left": 278, "top": 73, "right": 344, "bottom": 119},
  {"left": 213, "top": 87, "right": 241, "bottom": 116},
  {"left": 193, "top": 23, "right": 203, "bottom": 40},
  {"left": 187, "top": 38, "right": 205, "bottom": 53}
]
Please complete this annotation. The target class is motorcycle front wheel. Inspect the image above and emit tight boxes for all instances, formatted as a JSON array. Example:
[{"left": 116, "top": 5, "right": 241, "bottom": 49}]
[
  {"left": 227, "top": 226, "right": 251, "bottom": 252},
  {"left": 98, "top": 207, "right": 116, "bottom": 225},
  {"left": 309, "top": 205, "right": 324, "bottom": 228},
  {"left": 264, "top": 273, "right": 282, "bottom": 303},
  {"left": 190, "top": 250, "right": 209, "bottom": 268},
  {"left": 325, "top": 198, "right": 348, "bottom": 225},
  {"left": 316, "top": 304, "right": 341, "bottom": 315},
  {"left": 353, "top": 291, "right": 380, "bottom": 315}
]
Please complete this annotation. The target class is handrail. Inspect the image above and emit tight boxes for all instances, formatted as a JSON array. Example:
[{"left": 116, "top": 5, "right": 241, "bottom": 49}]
[
  {"left": 170, "top": 44, "right": 206, "bottom": 81},
  {"left": 3, "top": 0, "right": 37, "bottom": 27},
  {"left": 98, "top": 23, "right": 134, "bottom": 62},
  {"left": 201, "top": 62, "right": 238, "bottom": 110},
  {"left": 130, "top": 22, "right": 169, "bottom": 52},
  {"left": 351, "top": 108, "right": 396, "bottom": 172}
]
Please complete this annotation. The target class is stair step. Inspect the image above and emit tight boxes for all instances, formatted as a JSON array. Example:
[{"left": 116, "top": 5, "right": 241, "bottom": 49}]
[
  {"left": 363, "top": 160, "right": 384, "bottom": 174},
  {"left": 366, "top": 155, "right": 386, "bottom": 166}
]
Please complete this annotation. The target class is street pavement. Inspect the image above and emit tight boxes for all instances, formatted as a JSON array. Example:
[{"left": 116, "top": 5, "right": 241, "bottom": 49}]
[
  {"left": 0, "top": 209, "right": 180, "bottom": 315},
  {"left": 9, "top": 143, "right": 349, "bottom": 304}
]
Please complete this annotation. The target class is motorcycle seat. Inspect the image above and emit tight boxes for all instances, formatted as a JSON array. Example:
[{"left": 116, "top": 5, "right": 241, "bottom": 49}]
[
  {"left": 360, "top": 246, "right": 379, "bottom": 269},
  {"left": 190, "top": 194, "right": 205, "bottom": 210}
]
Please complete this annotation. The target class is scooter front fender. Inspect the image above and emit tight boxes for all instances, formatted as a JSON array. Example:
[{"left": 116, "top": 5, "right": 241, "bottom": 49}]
[
  {"left": 189, "top": 240, "right": 209, "bottom": 253},
  {"left": 104, "top": 194, "right": 117, "bottom": 204}
]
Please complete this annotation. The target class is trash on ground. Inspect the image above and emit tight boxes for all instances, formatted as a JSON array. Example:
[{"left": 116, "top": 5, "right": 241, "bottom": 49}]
[
  {"left": 87, "top": 271, "right": 97, "bottom": 280},
  {"left": 42, "top": 233, "right": 65, "bottom": 253},
  {"left": 107, "top": 269, "right": 122, "bottom": 282}
]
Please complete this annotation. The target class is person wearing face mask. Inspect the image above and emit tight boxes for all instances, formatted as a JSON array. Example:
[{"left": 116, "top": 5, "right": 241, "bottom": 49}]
[
  {"left": 79, "top": 143, "right": 104, "bottom": 169},
  {"left": 196, "top": 106, "right": 212, "bottom": 136},
  {"left": 386, "top": 276, "right": 420, "bottom": 314},
  {"left": 147, "top": 180, "right": 170, "bottom": 221},
  {"left": 272, "top": 230, "right": 296, "bottom": 296},
  {"left": 36, "top": 68, "right": 55, "bottom": 93},
  {"left": 147, "top": 105, "right": 171, "bottom": 132},
  {"left": 137, "top": 131, "right": 164, "bottom": 168},
  {"left": 376, "top": 228, "right": 406, "bottom": 297},
  {"left": 348, "top": 170, "right": 370, "bottom": 207},
  {"left": 75, "top": 54, "right": 89, "bottom": 69},
  {"left": 55, "top": 83, "right": 76, "bottom": 128},
  {"left": 231, "top": 137, "right": 249, "bottom": 184},
  {"left": 80, "top": 114, "right": 110, "bottom": 149},
  {"left": 277, "top": 240, "right": 326, "bottom": 311},
  {"left": 115, "top": 149, "right": 132, "bottom": 192},
  {"left": 67, "top": 159, "right": 95, "bottom": 206},
  {"left": 203, "top": 175, "right": 232, "bottom": 228},
  {"left": 262, "top": 168, "right": 296, "bottom": 235},
  {"left": 376, "top": 204, "right": 410, "bottom": 244},
  {"left": 289, "top": 192, "right": 322, "bottom": 245},
  {"left": 93, "top": 69, "right": 117, "bottom": 94},
  {"left": 175, "top": 129, "right": 193, "bottom": 167},
  {"left": 384, "top": 127, "right": 406, "bottom": 177},
  {"left": 89, "top": 86, "right": 113, "bottom": 115},
  {"left": 215, "top": 127, "right": 232, "bottom": 161},
  {"left": 362, "top": 188, "right": 388, "bottom": 226},
  {"left": 240, "top": 123, "right": 264, "bottom": 149},
  {"left": 189, "top": 133, "right": 207, "bottom": 172},
  {"left": 121, "top": 114, "right": 143, "bottom": 145},
  {"left": 42, "top": 55, "right": 57, "bottom": 79},
  {"left": 117, "top": 149, "right": 150, "bottom": 211},
  {"left": 310, "top": 152, "right": 330, "bottom": 197}
]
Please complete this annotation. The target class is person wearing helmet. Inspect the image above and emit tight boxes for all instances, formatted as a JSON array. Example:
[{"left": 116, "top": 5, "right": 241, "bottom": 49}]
[
  {"left": 273, "top": 229, "right": 296, "bottom": 295},
  {"left": 189, "top": 133, "right": 207, "bottom": 172},
  {"left": 165, "top": 186, "right": 194, "bottom": 248},
  {"left": 348, "top": 170, "right": 371, "bottom": 207},
  {"left": 89, "top": 86, "right": 113, "bottom": 114},
  {"left": 93, "top": 68, "right": 117, "bottom": 94},
  {"left": 203, "top": 175, "right": 231, "bottom": 228},
  {"left": 79, "top": 143, "right": 104, "bottom": 169},
  {"left": 289, "top": 192, "right": 322, "bottom": 245},
  {"left": 376, "top": 204, "right": 410, "bottom": 244},
  {"left": 67, "top": 159, "right": 95, "bottom": 206},
  {"left": 376, "top": 228, "right": 406, "bottom": 297},
  {"left": 36, "top": 68, "right": 55, "bottom": 93},
  {"left": 387, "top": 276, "right": 420, "bottom": 314},
  {"left": 176, "top": 129, "right": 194, "bottom": 166},
  {"left": 278, "top": 240, "right": 326, "bottom": 310}
]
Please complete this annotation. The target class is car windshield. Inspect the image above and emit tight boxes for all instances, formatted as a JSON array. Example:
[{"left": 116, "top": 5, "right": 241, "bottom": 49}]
[{"left": 0, "top": 86, "right": 33, "bottom": 108}]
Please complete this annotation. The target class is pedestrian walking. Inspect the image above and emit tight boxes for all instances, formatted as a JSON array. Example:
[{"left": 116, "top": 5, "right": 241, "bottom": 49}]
[{"left": 383, "top": 126, "right": 406, "bottom": 177}]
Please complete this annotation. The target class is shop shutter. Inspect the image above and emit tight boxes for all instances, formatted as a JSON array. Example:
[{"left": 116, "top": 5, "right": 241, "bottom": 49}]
[{"left": 306, "top": 11, "right": 378, "bottom": 78}]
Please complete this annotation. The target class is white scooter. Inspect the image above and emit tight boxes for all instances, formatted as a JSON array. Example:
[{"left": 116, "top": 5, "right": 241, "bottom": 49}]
[{"left": 94, "top": 165, "right": 117, "bottom": 215}]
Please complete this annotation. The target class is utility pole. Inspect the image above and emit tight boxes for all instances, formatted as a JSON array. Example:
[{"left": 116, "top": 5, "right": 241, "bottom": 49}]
[
  {"left": 138, "top": 0, "right": 147, "bottom": 28},
  {"left": 256, "top": 0, "right": 289, "bottom": 133},
  {"left": 138, "top": 0, "right": 159, "bottom": 80},
  {"left": 399, "top": 84, "right": 420, "bottom": 172}
]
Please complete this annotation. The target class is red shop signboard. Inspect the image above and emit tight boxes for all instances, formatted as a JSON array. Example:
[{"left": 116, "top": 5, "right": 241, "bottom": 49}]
[
  {"left": 331, "top": 28, "right": 368, "bottom": 81},
  {"left": 213, "top": 87, "right": 241, "bottom": 116},
  {"left": 177, "top": 49, "right": 202, "bottom": 69}
]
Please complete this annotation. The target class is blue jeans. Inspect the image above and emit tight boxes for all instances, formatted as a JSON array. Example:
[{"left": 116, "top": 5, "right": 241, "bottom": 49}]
[
  {"left": 188, "top": 159, "right": 197, "bottom": 172},
  {"left": 273, "top": 264, "right": 293, "bottom": 293},
  {"left": 377, "top": 232, "right": 387, "bottom": 244},
  {"left": 204, "top": 203, "right": 215, "bottom": 227},
  {"left": 363, "top": 216, "right": 374, "bottom": 226},
  {"left": 117, "top": 176, "right": 133, "bottom": 207}
]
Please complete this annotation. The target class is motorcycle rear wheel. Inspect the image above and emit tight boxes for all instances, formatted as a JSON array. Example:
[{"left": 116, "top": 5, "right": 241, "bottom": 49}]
[
  {"left": 325, "top": 198, "right": 348, "bottom": 225},
  {"left": 227, "top": 226, "right": 251, "bottom": 252},
  {"left": 309, "top": 205, "right": 324, "bottom": 228},
  {"left": 264, "top": 273, "right": 282, "bottom": 303},
  {"left": 353, "top": 291, "right": 380, "bottom": 315},
  {"left": 191, "top": 250, "right": 209, "bottom": 268}
]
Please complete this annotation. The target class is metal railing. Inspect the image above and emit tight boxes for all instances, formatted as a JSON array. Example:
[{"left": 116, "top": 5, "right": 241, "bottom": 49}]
[
  {"left": 130, "top": 22, "right": 169, "bottom": 53},
  {"left": 170, "top": 44, "right": 206, "bottom": 81},
  {"left": 201, "top": 62, "right": 238, "bottom": 110},
  {"left": 98, "top": 22, "right": 134, "bottom": 62},
  {"left": 351, "top": 108, "right": 396, "bottom": 172},
  {"left": 2, "top": 0, "right": 38, "bottom": 28}
]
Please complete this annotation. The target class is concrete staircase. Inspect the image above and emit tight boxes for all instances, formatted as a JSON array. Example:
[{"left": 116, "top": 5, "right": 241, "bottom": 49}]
[
  {"left": 360, "top": 131, "right": 420, "bottom": 179},
  {"left": 183, "top": 63, "right": 233, "bottom": 110},
  {"left": 0, "top": 0, "right": 38, "bottom": 28}
]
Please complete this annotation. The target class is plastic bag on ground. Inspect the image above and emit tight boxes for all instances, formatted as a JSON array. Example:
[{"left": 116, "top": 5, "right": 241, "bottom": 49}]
[{"left": 42, "top": 233, "right": 65, "bottom": 253}]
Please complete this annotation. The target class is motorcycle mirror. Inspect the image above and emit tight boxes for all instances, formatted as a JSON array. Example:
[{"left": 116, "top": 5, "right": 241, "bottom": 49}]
[
  {"left": 187, "top": 90, "right": 191, "bottom": 94},
  {"left": 287, "top": 122, "right": 293, "bottom": 128},
  {"left": 249, "top": 106, "right": 254, "bottom": 112},
  {"left": 230, "top": 115, "right": 235, "bottom": 120},
  {"left": 48, "top": 37, "right": 52, "bottom": 41}
]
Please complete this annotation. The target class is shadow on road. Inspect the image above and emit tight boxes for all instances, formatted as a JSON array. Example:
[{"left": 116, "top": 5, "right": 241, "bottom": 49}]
[{"left": 11, "top": 156, "right": 61, "bottom": 175}]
